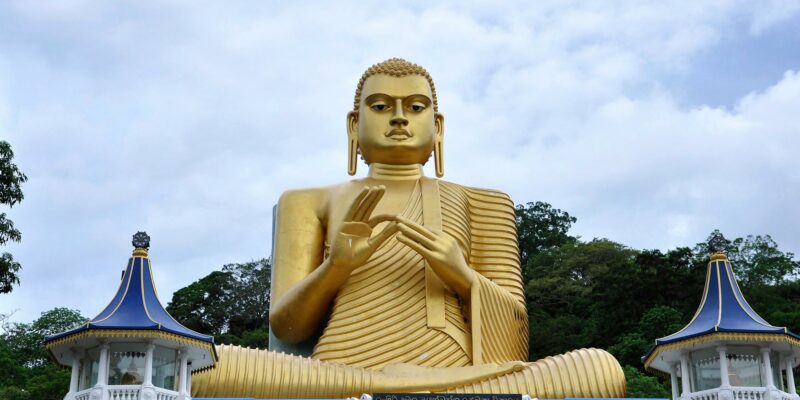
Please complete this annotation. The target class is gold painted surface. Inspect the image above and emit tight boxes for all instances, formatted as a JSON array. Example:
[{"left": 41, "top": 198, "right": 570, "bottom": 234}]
[
  {"left": 193, "top": 58, "right": 625, "bottom": 397},
  {"left": 193, "top": 346, "right": 624, "bottom": 398}
]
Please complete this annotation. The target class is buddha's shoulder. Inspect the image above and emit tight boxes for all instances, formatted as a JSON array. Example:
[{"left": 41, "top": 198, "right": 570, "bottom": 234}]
[
  {"left": 276, "top": 181, "right": 362, "bottom": 211},
  {"left": 437, "top": 179, "right": 515, "bottom": 206}
]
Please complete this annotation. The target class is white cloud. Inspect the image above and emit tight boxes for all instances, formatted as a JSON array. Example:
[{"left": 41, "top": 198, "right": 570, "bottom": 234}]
[{"left": 1, "top": 1, "right": 799, "bottom": 322}]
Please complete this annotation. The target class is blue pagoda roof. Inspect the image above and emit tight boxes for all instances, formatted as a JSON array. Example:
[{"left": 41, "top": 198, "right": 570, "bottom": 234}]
[
  {"left": 643, "top": 250, "right": 800, "bottom": 372},
  {"left": 655, "top": 253, "right": 794, "bottom": 345},
  {"left": 45, "top": 237, "right": 214, "bottom": 347}
]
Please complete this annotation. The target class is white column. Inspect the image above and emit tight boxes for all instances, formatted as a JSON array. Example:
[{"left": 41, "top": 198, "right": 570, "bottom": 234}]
[
  {"left": 179, "top": 349, "right": 189, "bottom": 395},
  {"left": 719, "top": 346, "right": 731, "bottom": 388},
  {"left": 787, "top": 356, "right": 797, "bottom": 395},
  {"left": 96, "top": 342, "right": 110, "bottom": 386},
  {"left": 144, "top": 342, "right": 155, "bottom": 385},
  {"left": 92, "top": 341, "right": 110, "bottom": 400},
  {"left": 780, "top": 354, "right": 786, "bottom": 392},
  {"left": 671, "top": 363, "right": 680, "bottom": 400},
  {"left": 68, "top": 352, "right": 81, "bottom": 394},
  {"left": 187, "top": 360, "right": 192, "bottom": 395},
  {"left": 763, "top": 347, "right": 776, "bottom": 389},
  {"left": 681, "top": 353, "right": 692, "bottom": 396}
]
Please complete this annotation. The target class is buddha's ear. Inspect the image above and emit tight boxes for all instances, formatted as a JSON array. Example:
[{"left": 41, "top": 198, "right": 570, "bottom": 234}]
[
  {"left": 347, "top": 111, "right": 358, "bottom": 137},
  {"left": 347, "top": 111, "right": 359, "bottom": 176},
  {"left": 434, "top": 112, "right": 444, "bottom": 178}
]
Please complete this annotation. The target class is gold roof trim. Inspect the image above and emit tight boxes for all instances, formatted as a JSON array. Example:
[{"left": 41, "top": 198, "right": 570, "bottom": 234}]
[
  {"left": 45, "top": 329, "right": 218, "bottom": 363},
  {"left": 644, "top": 331, "right": 800, "bottom": 372},
  {"left": 710, "top": 252, "right": 727, "bottom": 261}
]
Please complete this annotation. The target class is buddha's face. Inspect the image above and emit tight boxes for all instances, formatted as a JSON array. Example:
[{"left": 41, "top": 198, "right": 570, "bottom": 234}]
[{"left": 348, "top": 74, "right": 444, "bottom": 166}]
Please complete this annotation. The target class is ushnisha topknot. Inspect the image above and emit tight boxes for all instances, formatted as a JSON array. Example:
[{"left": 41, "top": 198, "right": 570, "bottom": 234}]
[{"left": 353, "top": 58, "right": 439, "bottom": 112}]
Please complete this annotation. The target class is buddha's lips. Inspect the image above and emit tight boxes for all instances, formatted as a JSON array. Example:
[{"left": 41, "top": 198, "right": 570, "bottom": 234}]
[{"left": 386, "top": 129, "right": 411, "bottom": 138}]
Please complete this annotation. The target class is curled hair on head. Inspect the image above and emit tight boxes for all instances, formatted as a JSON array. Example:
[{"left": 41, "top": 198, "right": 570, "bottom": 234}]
[{"left": 353, "top": 58, "right": 438, "bottom": 112}]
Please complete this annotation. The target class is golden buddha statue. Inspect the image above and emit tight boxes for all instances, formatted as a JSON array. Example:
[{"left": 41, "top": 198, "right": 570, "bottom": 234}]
[{"left": 192, "top": 58, "right": 626, "bottom": 398}]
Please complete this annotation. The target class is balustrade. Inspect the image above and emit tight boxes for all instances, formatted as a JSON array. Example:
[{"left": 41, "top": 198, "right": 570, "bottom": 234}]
[
  {"left": 108, "top": 385, "right": 141, "bottom": 400},
  {"left": 154, "top": 387, "right": 179, "bottom": 400},
  {"left": 731, "top": 386, "right": 768, "bottom": 400},
  {"left": 74, "top": 389, "right": 91, "bottom": 400},
  {"left": 689, "top": 388, "right": 720, "bottom": 400}
]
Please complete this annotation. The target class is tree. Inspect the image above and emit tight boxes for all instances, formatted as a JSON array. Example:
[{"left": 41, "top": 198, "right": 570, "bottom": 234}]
[
  {"left": 609, "top": 306, "right": 684, "bottom": 368},
  {"left": 515, "top": 201, "right": 577, "bottom": 282},
  {"left": 166, "top": 270, "right": 236, "bottom": 334},
  {"left": 167, "top": 259, "right": 271, "bottom": 346},
  {"left": 526, "top": 239, "right": 640, "bottom": 360},
  {"left": 623, "top": 366, "right": 670, "bottom": 398},
  {"left": 693, "top": 230, "right": 800, "bottom": 287},
  {"left": 0, "top": 140, "right": 27, "bottom": 294},
  {"left": 0, "top": 308, "right": 85, "bottom": 399},
  {"left": 222, "top": 259, "right": 271, "bottom": 338}
]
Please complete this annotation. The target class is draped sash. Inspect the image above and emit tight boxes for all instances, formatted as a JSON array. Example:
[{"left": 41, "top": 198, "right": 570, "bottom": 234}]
[{"left": 312, "top": 180, "right": 527, "bottom": 369}]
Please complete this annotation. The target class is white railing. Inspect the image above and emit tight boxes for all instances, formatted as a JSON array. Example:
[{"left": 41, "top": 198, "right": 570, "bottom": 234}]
[
  {"left": 154, "top": 387, "right": 179, "bottom": 400},
  {"left": 690, "top": 388, "right": 720, "bottom": 400},
  {"left": 686, "top": 387, "right": 797, "bottom": 400},
  {"left": 731, "top": 386, "right": 766, "bottom": 400},
  {"left": 108, "top": 385, "right": 140, "bottom": 400},
  {"left": 67, "top": 385, "right": 181, "bottom": 400},
  {"left": 74, "top": 389, "right": 92, "bottom": 400}
]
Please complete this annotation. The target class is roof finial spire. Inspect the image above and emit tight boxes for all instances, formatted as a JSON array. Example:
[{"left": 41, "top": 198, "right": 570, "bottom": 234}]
[
  {"left": 708, "top": 231, "right": 728, "bottom": 260},
  {"left": 132, "top": 231, "right": 150, "bottom": 256}
]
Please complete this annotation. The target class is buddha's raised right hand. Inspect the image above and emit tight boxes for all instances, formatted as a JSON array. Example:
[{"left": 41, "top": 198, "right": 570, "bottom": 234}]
[{"left": 330, "top": 185, "right": 397, "bottom": 275}]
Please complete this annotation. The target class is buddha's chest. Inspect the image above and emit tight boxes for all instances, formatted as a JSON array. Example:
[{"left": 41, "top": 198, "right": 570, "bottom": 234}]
[
  {"left": 324, "top": 180, "right": 421, "bottom": 242},
  {"left": 324, "top": 180, "right": 472, "bottom": 261}
]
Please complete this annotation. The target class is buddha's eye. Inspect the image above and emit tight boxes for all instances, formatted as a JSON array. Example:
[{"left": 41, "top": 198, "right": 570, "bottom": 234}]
[
  {"left": 370, "top": 103, "right": 389, "bottom": 112},
  {"left": 409, "top": 103, "right": 426, "bottom": 112}
]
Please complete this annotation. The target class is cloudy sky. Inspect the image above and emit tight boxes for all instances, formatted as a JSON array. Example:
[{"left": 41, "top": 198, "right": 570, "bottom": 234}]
[{"left": 2, "top": 1, "right": 799, "bottom": 323}]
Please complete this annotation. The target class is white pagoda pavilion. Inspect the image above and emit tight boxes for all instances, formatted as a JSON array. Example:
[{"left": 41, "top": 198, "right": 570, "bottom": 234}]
[
  {"left": 644, "top": 234, "right": 800, "bottom": 400},
  {"left": 44, "top": 232, "right": 216, "bottom": 400}
]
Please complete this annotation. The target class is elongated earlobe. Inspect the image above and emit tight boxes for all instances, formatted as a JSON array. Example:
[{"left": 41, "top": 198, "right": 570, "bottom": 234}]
[
  {"left": 348, "top": 138, "right": 358, "bottom": 176},
  {"left": 347, "top": 111, "right": 359, "bottom": 176},
  {"left": 434, "top": 112, "right": 444, "bottom": 177},
  {"left": 434, "top": 140, "right": 444, "bottom": 178}
]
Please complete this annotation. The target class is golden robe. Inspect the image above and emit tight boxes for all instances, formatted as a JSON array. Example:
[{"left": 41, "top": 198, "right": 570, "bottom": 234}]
[{"left": 192, "top": 180, "right": 625, "bottom": 398}]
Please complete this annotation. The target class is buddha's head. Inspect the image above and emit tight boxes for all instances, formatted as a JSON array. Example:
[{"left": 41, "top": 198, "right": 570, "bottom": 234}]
[{"left": 347, "top": 58, "right": 445, "bottom": 177}]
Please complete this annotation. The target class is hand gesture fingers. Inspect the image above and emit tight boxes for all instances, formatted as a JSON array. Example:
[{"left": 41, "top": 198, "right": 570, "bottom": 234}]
[
  {"left": 330, "top": 186, "right": 396, "bottom": 274},
  {"left": 396, "top": 220, "right": 439, "bottom": 251},
  {"left": 368, "top": 214, "right": 395, "bottom": 228},
  {"left": 396, "top": 233, "right": 435, "bottom": 259},
  {"left": 394, "top": 215, "right": 475, "bottom": 298},
  {"left": 368, "top": 221, "right": 398, "bottom": 249},
  {"left": 353, "top": 186, "right": 385, "bottom": 221},
  {"left": 343, "top": 187, "right": 370, "bottom": 221}
]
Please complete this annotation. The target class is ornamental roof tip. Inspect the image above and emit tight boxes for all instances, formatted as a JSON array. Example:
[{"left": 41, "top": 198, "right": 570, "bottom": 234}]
[
  {"left": 132, "top": 231, "right": 150, "bottom": 249},
  {"left": 708, "top": 231, "right": 728, "bottom": 254},
  {"left": 44, "top": 232, "right": 214, "bottom": 348}
]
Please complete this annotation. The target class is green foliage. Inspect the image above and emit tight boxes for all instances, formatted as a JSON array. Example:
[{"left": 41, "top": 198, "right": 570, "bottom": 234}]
[
  {"left": 23, "top": 364, "right": 71, "bottom": 400},
  {"left": 694, "top": 230, "right": 800, "bottom": 287},
  {"left": 623, "top": 366, "right": 670, "bottom": 398},
  {"left": 516, "top": 203, "right": 800, "bottom": 397},
  {"left": 166, "top": 270, "right": 237, "bottom": 334},
  {"left": 0, "top": 386, "right": 31, "bottom": 400},
  {"left": 166, "top": 258, "right": 271, "bottom": 346},
  {"left": 0, "top": 141, "right": 27, "bottom": 294},
  {"left": 0, "top": 308, "right": 85, "bottom": 398},
  {"left": 515, "top": 201, "right": 577, "bottom": 281}
]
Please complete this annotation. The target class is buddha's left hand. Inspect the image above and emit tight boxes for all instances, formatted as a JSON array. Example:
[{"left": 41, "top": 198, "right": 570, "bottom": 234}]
[{"left": 395, "top": 215, "right": 476, "bottom": 299}]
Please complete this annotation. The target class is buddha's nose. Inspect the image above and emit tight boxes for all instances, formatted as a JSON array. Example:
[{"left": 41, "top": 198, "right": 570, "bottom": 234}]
[{"left": 391, "top": 100, "right": 408, "bottom": 127}]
